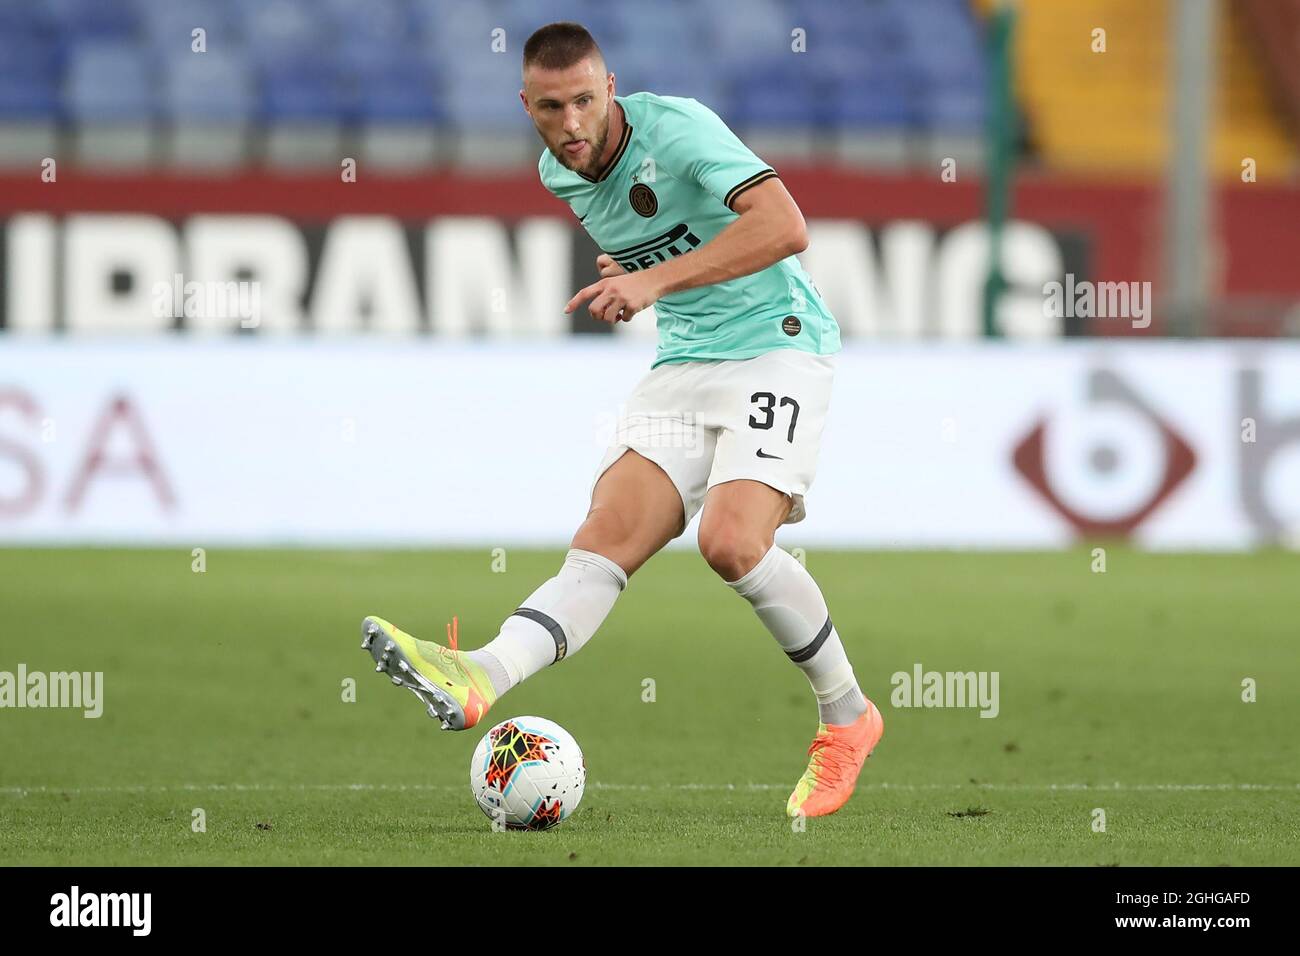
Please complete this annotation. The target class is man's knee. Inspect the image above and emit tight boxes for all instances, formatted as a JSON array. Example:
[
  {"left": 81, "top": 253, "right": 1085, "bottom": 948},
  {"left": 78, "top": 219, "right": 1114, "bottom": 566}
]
[
  {"left": 572, "top": 504, "right": 632, "bottom": 555},
  {"left": 698, "top": 521, "right": 771, "bottom": 583}
]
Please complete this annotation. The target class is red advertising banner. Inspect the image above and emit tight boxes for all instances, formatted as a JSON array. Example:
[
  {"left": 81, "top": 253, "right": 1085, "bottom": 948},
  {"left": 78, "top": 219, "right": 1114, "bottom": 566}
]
[{"left": 1, "top": 169, "right": 1296, "bottom": 337}]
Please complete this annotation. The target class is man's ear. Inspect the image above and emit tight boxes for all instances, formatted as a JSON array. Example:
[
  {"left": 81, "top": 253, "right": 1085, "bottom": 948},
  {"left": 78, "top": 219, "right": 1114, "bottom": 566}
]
[
  {"left": 607, "top": 72, "right": 616, "bottom": 98},
  {"left": 519, "top": 89, "right": 529, "bottom": 115}
]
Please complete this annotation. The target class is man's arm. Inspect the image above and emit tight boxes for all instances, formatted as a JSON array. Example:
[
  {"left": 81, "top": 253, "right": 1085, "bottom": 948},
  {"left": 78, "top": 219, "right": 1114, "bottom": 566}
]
[{"left": 565, "top": 177, "right": 808, "bottom": 323}]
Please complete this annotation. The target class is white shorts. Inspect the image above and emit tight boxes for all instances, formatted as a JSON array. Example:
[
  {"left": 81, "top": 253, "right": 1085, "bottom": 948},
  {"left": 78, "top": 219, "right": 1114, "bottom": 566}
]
[{"left": 590, "top": 348, "right": 836, "bottom": 535}]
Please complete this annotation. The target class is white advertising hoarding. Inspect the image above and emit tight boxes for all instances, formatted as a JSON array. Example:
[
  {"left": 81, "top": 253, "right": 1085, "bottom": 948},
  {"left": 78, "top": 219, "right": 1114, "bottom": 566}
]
[{"left": 0, "top": 340, "right": 1296, "bottom": 549}]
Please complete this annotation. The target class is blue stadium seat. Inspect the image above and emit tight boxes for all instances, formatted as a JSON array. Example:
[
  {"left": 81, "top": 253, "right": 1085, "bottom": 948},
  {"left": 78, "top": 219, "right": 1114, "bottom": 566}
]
[
  {"left": 600, "top": 41, "right": 667, "bottom": 89},
  {"left": 3, "top": 0, "right": 997, "bottom": 162},
  {"left": 502, "top": 0, "right": 620, "bottom": 44},
  {"left": 320, "top": 0, "right": 416, "bottom": 44},
  {"left": 920, "top": 84, "right": 987, "bottom": 130},
  {"left": 443, "top": 70, "right": 533, "bottom": 130},
  {"left": 337, "top": 33, "right": 420, "bottom": 77},
  {"left": 413, "top": 0, "right": 499, "bottom": 55},
  {"left": 260, "top": 60, "right": 348, "bottom": 121},
  {"left": 699, "top": 0, "right": 791, "bottom": 54},
  {"left": 631, "top": 0, "right": 704, "bottom": 32},
  {"left": 0, "top": 29, "right": 62, "bottom": 80},
  {"left": 45, "top": 0, "right": 137, "bottom": 40},
  {"left": 0, "top": 67, "right": 60, "bottom": 120},
  {"left": 0, "top": 0, "right": 53, "bottom": 37},
  {"left": 553, "top": 0, "right": 625, "bottom": 47},
  {"left": 65, "top": 41, "right": 154, "bottom": 121},
  {"left": 0, "top": 5, "right": 59, "bottom": 165},
  {"left": 896, "top": 1, "right": 986, "bottom": 77},
  {"left": 828, "top": 73, "right": 918, "bottom": 129},
  {"left": 351, "top": 61, "right": 442, "bottom": 124},
  {"left": 160, "top": 48, "right": 255, "bottom": 168},
  {"left": 790, "top": 0, "right": 893, "bottom": 43},
  {"left": 162, "top": 50, "right": 255, "bottom": 122},
  {"left": 729, "top": 74, "right": 824, "bottom": 128},
  {"left": 133, "top": 0, "right": 239, "bottom": 57},
  {"left": 237, "top": 0, "right": 330, "bottom": 69}
]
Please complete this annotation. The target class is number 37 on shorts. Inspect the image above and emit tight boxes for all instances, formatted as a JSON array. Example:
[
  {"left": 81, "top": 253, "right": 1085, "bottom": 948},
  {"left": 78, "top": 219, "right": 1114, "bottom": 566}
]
[{"left": 591, "top": 348, "right": 836, "bottom": 531}]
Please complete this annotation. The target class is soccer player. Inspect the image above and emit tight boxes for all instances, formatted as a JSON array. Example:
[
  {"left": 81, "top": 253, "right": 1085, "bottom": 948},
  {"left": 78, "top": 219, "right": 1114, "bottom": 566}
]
[{"left": 362, "top": 22, "right": 882, "bottom": 818}]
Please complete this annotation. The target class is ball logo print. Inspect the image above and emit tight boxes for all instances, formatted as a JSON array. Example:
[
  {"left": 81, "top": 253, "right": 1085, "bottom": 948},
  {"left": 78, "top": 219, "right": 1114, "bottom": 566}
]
[
  {"left": 470, "top": 717, "right": 585, "bottom": 830},
  {"left": 1012, "top": 368, "right": 1196, "bottom": 537}
]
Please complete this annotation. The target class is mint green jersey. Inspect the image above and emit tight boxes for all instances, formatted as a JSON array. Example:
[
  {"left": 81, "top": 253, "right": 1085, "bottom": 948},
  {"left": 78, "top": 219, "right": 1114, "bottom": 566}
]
[{"left": 538, "top": 92, "right": 840, "bottom": 368}]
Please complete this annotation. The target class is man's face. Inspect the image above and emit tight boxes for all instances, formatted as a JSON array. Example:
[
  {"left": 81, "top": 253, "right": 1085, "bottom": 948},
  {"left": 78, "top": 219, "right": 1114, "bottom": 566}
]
[{"left": 520, "top": 56, "right": 614, "bottom": 176}]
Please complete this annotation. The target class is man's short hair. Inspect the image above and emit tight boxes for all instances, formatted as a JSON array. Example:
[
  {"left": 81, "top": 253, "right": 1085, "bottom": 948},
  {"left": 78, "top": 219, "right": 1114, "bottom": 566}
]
[{"left": 522, "top": 21, "right": 604, "bottom": 72}]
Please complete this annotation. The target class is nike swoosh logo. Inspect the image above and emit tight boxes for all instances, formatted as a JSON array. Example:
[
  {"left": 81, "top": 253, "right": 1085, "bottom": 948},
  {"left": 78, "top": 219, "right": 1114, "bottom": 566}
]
[
  {"left": 756, "top": 449, "right": 784, "bottom": 460},
  {"left": 577, "top": 213, "right": 588, "bottom": 222}
]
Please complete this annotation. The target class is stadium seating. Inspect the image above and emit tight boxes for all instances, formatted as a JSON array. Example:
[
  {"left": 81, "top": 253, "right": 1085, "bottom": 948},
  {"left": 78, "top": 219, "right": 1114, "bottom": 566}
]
[
  {"left": 0, "top": 0, "right": 996, "bottom": 171},
  {"left": 0, "top": 21, "right": 61, "bottom": 165},
  {"left": 66, "top": 40, "right": 157, "bottom": 167},
  {"left": 161, "top": 49, "right": 256, "bottom": 169}
]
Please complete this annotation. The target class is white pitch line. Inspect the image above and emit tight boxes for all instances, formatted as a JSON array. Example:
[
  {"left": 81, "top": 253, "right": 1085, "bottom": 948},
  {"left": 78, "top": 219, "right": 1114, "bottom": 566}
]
[{"left": 0, "top": 782, "right": 1296, "bottom": 797}]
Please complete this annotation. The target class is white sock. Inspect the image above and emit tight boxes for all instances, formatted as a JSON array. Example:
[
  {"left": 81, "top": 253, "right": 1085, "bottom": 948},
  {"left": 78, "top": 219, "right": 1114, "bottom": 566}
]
[
  {"left": 468, "top": 548, "right": 627, "bottom": 697},
  {"left": 727, "top": 545, "right": 867, "bottom": 726}
]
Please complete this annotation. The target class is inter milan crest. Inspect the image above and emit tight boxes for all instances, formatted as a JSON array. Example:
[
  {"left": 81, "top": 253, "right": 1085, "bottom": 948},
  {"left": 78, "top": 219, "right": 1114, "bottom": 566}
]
[{"left": 629, "top": 183, "right": 658, "bottom": 218}]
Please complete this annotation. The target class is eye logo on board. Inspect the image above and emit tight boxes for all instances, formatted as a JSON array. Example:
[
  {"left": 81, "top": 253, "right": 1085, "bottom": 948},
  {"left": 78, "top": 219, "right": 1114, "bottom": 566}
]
[
  {"left": 1012, "top": 368, "right": 1196, "bottom": 538},
  {"left": 629, "top": 183, "right": 658, "bottom": 218}
]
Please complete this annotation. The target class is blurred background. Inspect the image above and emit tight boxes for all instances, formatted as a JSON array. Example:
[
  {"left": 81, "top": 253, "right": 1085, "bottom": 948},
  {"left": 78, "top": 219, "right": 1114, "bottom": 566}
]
[{"left": 0, "top": 0, "right": 1298, "bottom": 549}]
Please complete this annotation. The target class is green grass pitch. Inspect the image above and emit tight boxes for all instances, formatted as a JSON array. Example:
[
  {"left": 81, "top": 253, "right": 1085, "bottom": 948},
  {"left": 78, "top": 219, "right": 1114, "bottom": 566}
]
[{"left": 1, "top": 546, "right": 1297, "bottom": 866}]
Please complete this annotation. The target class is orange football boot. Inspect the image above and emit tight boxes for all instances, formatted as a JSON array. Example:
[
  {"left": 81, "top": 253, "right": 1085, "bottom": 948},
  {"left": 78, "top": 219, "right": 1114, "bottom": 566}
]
[{"left": 787, "top": 696, "right": 884, "bottom": 818}]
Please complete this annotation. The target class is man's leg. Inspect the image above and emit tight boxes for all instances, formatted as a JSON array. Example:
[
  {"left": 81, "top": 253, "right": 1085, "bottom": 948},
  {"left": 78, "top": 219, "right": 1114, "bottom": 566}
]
[
  {"left": 363, "top": 327, "right": 716, "bottom": 729},
  {"left": 698, "top": 478, "right": 866, "bottom": 726},
  {"left": 465, "top": 448, "right": 684, "bottom": 697},
  {"left": 697, "top": 478, "right": 882, "bottom": 817},
  {"left": 362, "top": 449, "right": 683, "bottom": 730}
]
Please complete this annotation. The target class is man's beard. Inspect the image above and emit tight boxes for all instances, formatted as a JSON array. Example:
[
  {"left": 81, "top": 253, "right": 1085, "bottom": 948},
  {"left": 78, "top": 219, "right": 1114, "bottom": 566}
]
[{"left": 552, "top": 113, "right": 610, "bottom": 176}]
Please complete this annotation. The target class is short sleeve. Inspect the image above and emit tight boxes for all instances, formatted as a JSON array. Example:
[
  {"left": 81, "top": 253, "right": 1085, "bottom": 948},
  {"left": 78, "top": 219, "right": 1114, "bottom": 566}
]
[{"left": 660, "top": 98, "right": 778, "bottom": 211}]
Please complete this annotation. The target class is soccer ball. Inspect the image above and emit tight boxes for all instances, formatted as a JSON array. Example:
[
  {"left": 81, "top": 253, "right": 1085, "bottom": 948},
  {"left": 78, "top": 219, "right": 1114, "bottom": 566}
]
[{"left": 470, "top": 716, "right": 585, "bottom": 830}]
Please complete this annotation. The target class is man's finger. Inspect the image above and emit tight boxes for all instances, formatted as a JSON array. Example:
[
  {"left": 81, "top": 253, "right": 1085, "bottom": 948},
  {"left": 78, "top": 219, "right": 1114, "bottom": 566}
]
[
  {"left": 595, "top": 254, "right": 625, "bottom": 278},
  {"left": 565, "top": 280, "right": 604, "bottom": 314},
  {"left": 588, "top": 290, "right": 618, "bottom": 323}
]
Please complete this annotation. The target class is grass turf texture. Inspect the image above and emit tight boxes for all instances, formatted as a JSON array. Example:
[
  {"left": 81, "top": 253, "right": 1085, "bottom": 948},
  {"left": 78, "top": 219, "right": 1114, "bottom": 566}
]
[{"left": 1, "top": 547, "right": 1297, "bottom": 866}]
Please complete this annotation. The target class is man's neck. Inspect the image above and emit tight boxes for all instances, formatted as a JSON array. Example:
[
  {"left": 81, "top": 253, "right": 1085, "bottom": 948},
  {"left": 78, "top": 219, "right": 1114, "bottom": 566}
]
[{"left": 594, "top": 99, "right": 625, "bottom": 171}]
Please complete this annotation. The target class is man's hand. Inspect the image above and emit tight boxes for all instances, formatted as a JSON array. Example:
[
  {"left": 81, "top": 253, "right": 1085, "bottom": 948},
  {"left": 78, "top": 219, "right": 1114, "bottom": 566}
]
[
  {"left": 565, "top": 178, "right": 807, "bottom": 322},
  {"left": 565, "top": 268, "right": 662, "bottom": 323}
]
